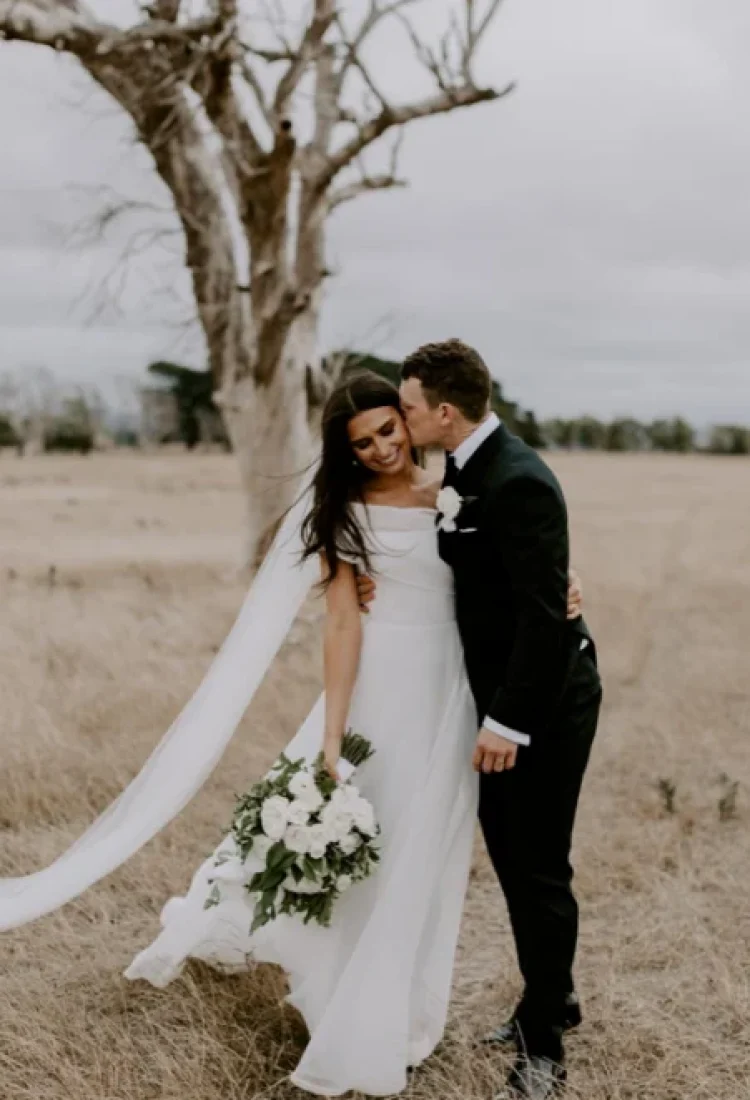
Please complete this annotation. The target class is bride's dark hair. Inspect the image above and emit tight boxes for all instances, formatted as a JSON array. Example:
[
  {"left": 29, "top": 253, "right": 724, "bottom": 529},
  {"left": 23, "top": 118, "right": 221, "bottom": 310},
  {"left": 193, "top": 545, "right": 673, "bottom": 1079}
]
[{"left": 300, "top": 370, "right": 411, "bottom": 586}]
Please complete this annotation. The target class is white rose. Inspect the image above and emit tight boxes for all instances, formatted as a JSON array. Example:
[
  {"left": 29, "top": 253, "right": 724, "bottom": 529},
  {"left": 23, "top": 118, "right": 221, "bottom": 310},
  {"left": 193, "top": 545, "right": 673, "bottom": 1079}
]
[
  {"left": 350, "top": 797, "right": 377, "bottom": 837},
  {"left": 306, "top": 823, "right": 329, "bottom": 860},
  {"left": 302, "top": 788, "right": 324, "bottom": 813},
  {"left": 260, "top": 795, "right": 291, "bottom": 840},
  {"left": 336, "top": 874, "right": 353, "bottom": 892},
  {"left": 287, "top": 799, "right": 311, "bottom": 827},
  {"left": 285, "top": 825, "right": 312, "bottom": 855},
  {"left": 332, "top": 784, "right": 359, "bottom": 807},
  {"left": 298, "top": 786, "right": 324, "bottom": 814},
  {"left": 288, "top": 769, "right": 325, "bottom": 813},
  {"left": 339, "top": 832, "right": 362, "bottom": 856},
  {"left": 321, "top": 803, "right": 354, "bottom": 844}
]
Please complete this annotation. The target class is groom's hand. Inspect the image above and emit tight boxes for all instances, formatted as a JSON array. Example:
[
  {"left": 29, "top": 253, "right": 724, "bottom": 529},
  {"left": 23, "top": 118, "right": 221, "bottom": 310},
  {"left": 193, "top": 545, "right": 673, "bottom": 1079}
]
[
  {"left": 355, "top": 571, "right": 376, "bottom": 613},
  {"left": 473, "top": 728, "right": 518, "bottom": 773}
]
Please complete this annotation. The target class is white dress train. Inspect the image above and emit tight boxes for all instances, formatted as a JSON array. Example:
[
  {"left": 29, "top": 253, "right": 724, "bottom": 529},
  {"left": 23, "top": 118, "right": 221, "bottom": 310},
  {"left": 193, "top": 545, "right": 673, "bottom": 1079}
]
[{"left": 125, "top": 505, "right": 479, "bottom": 1097}]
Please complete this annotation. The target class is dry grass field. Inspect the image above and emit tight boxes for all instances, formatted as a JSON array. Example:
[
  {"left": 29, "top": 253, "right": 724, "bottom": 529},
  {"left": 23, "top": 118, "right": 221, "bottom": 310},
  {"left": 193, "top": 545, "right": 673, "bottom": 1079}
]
[{"left": 0, "top": 450, "right": 748, "bottom": 1100}]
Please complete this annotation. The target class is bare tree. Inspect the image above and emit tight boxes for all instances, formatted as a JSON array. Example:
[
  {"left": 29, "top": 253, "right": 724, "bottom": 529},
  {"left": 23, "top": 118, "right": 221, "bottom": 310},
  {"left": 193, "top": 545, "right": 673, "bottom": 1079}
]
[{"left": 0, "top": 0, "right": 512, "bottom": 561}]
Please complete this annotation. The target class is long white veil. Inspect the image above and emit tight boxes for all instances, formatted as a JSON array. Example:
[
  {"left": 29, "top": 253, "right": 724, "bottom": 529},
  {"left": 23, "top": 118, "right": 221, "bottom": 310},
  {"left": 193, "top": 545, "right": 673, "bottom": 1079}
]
[{"left": 0, "top": 481, "right": 319, "bottom": 931}]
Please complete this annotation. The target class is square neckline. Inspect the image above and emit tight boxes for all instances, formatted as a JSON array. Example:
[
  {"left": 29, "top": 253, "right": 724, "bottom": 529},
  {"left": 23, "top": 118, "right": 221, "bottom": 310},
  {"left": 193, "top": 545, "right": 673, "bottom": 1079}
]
[{"left": 356, "top": 501, "right": 437, "bottom": 515}]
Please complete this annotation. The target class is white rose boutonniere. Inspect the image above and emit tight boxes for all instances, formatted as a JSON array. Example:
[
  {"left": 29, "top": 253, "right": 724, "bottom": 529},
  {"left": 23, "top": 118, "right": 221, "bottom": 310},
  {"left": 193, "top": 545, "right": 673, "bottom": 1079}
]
[{"left": 436, "top": 486, "right": 463, "bottom": 532}]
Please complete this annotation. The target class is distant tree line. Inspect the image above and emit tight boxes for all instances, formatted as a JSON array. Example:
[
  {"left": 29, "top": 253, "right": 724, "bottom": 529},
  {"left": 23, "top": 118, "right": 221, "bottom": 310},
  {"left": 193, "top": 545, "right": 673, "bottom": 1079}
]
[
  {"left": 0, "top": 358, "right": 748, "bottom": 457},
  {"left": 542, "top": 416, "right": 750, "bottom": 455},
  {"left": 0, "top": 368, "right": 105, "bottom": 454}
]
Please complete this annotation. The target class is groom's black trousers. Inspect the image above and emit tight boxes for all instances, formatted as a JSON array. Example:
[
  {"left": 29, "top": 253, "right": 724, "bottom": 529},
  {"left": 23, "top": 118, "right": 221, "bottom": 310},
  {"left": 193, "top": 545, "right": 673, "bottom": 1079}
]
[{"left": 477, "top": 645, "right": 602, "bottom": 1062}]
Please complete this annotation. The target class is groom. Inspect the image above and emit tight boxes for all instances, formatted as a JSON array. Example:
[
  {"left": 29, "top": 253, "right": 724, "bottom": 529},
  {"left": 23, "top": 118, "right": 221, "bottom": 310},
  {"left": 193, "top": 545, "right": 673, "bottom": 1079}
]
[{"left": 367, "top": 340, "right": 602, "bottom": 1099}]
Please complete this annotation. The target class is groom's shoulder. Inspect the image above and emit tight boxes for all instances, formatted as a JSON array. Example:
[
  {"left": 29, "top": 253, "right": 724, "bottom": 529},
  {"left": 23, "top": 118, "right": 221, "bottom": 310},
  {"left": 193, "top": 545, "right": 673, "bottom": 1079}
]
[{"left": 492, "top": 430, "right": 563, "bottom": 496}]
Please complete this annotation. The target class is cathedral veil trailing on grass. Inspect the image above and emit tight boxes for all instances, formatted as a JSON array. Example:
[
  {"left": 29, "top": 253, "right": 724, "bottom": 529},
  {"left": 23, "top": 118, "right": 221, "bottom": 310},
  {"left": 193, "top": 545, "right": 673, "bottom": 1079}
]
[{"left": 0, "top": 479, "right": 318, "bottom": 931}]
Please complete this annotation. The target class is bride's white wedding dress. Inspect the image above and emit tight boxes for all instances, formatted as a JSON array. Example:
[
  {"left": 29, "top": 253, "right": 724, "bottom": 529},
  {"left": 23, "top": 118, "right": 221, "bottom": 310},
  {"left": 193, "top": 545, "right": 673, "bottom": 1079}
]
[{"left": 125, "top": 504, "right": 479, "bottom": 1097}]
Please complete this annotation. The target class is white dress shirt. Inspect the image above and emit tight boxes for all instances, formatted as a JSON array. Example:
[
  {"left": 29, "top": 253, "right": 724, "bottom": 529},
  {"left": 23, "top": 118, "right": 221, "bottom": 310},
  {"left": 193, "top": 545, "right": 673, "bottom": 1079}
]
[
  {"left": 451, "top": 412, "right": 502, "bottom": 470},
  {"left": 449, "top": 413, "right": 531, "bottom": 748}
]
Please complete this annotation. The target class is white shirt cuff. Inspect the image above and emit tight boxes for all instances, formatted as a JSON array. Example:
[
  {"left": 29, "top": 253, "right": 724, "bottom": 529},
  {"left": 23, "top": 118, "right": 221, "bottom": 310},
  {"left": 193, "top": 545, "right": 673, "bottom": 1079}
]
[{"left": 482, "top": 716, "right": 531, "bottom": 747}]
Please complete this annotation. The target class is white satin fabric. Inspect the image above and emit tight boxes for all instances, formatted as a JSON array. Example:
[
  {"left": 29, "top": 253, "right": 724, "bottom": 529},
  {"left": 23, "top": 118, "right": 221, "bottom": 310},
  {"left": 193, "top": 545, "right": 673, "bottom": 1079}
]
[{"left": 125, "top": 504, "right": 479, "bottom": 1097}]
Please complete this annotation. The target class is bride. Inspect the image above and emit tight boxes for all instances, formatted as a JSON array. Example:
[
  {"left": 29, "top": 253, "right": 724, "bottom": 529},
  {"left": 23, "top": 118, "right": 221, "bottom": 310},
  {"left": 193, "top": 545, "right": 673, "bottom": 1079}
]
[{"left": 0, "top": 370, "right": 581, "bottom": 1097}]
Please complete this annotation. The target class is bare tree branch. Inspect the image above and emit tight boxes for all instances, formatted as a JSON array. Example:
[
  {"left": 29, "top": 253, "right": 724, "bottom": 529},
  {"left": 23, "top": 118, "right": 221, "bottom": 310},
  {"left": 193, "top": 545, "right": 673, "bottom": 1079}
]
[
  {"left": 317, "top": 0, "right": 513, "bottom": 189},
  {"left": 321, "top": 82, "right": 511, "bottom": 187},
  {"left": 329, "top": 1, "right": 419, "bottom": 141},
  {"left": 239, "top": 42, "right": 295, "bottom": 63},
  {"left": 192, "top": 43, "right": 267, "bottom": 169},
  {"left": 334, "top": 11, "right": 390, "bottom": 113},
  {"left": 466, "top": 0, "right": 505, "bottom": 60},
  {"left": 328, "top": 128, "right": 407, "bottom": 210},
  {"left": 234, "top": 52, "right": 274, "bottom": 131},
  {"left": 0, "top": 0, "right": 109, "bottom": 50},
  {"left": 0, "top": 0, "right": 220, "bottom": 54},
  {"left": 272, "top": 0, "right": 336, "bottom": 119},
  {"left": 95, "top": 15, "right": 219, "bottom": 54},
  {"left": 396, "top": 12, "right": 452, "bottom": 94},
  {"left": 335, "top": 0, "right": 419, "bottom": 92},
  {"left": 255, "top": 0, "right": 294, "bottom": 55},
  {"left": 142, "top": 2, "right": 182, "bottom": 21},
  {"left": 179, "top": 8, "right": 270, "bottom": 180},
  {"left": 293, "top": 38, "right": 335, "bottom": 302},
  {"left": 328, "top": 172, "right": 407, "bottom": 210},
  {"left": 72, "top": 223, "right": 183, "bottom": 328},
  {"left": 64, "top": 183, "right": 175, "bottom": 250}
]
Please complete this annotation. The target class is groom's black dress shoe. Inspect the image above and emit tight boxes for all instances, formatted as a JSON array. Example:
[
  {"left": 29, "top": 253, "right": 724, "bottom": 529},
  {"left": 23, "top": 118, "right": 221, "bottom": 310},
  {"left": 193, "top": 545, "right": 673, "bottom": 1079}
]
[
  {"left": 480, "top": 994, "right": 582, "bottom": 1047},
  {"left": 481, "top": 1016, "right": 520, "bottom": 1046},
  {"left": 504, "top": 1055, "right": 567, "bottom": 1099}
]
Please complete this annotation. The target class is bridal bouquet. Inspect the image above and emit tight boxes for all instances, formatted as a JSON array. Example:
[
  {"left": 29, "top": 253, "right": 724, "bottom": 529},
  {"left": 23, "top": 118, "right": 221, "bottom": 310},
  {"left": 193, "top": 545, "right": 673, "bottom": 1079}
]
[{"left": 204, "top": 732, "right": 380, "bottom": 932}]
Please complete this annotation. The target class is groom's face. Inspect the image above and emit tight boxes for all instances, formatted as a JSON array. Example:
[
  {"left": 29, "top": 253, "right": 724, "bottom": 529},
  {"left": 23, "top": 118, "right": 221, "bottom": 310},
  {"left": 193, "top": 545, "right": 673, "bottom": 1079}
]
[{"left": 399, "top": 377, "right": 449, "bottom": 448}]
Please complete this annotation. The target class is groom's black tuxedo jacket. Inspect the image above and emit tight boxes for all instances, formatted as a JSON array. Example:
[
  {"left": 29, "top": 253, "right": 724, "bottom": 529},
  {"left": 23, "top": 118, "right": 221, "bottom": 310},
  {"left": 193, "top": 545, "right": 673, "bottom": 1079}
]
[{"left": 438, "top": 422, "right": 593, "bottom": 739}]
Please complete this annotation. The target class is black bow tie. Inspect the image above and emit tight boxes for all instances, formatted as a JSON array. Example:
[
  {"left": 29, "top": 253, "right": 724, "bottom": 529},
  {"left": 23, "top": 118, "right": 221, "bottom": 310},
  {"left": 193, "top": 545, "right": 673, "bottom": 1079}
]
[{"left": 442, "top": 452, "right": 459, "bottom": 489}]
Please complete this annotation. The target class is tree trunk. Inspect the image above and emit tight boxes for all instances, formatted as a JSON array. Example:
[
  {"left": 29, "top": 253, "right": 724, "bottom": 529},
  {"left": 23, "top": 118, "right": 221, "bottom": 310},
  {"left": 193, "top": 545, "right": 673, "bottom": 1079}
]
[{"left": 216, "top": 306, "right": 321, "bottom": 568}]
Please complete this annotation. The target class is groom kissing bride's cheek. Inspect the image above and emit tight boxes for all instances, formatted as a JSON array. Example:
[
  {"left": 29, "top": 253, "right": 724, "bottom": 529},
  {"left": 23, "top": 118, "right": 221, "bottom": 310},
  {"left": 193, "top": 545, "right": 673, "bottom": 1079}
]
[{"left": 0, "top": 340, "right": 600, "bottom": 1100}]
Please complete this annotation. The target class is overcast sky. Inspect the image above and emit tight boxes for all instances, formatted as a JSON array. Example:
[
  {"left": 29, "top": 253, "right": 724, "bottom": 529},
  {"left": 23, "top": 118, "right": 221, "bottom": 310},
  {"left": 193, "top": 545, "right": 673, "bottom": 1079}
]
[{"left": 1, "top": 0, "right": 749, "bottom": 423}]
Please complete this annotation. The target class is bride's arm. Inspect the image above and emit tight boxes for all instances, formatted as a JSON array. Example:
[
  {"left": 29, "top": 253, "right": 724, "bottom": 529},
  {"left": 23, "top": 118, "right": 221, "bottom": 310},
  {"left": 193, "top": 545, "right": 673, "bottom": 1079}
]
[
  {"left": 321, "top": 558, "right": 363, "bottom": 779},
  {"left": 568, "top": 567, "right": 583, "bottom": 619}
]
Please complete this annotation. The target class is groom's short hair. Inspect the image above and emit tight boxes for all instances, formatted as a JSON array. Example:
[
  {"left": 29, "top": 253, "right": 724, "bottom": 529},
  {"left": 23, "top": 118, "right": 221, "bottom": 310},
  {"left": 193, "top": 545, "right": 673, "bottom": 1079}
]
[{"left": 401, "top": 339, "right": 492, "bottom": 422}]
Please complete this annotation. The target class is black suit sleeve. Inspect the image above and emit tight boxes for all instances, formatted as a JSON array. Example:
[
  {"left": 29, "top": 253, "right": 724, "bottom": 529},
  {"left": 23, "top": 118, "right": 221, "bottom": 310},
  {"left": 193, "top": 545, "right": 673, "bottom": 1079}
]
[{"left": 485, "top": 475, "right": 571, "bottom": 737}]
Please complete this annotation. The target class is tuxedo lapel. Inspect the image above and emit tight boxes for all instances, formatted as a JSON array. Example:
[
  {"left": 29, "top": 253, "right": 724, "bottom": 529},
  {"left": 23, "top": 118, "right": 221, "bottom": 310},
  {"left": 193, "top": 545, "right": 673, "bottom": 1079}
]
[{"left": 455, "top": 422, "right": 511, "bottom": 492}]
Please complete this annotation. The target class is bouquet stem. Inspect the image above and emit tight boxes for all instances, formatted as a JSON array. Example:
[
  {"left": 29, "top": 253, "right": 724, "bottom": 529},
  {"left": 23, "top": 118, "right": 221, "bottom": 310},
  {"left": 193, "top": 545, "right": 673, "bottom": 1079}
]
[{"left": 340, "top": 730, "right": 375, "bottom": 769}]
